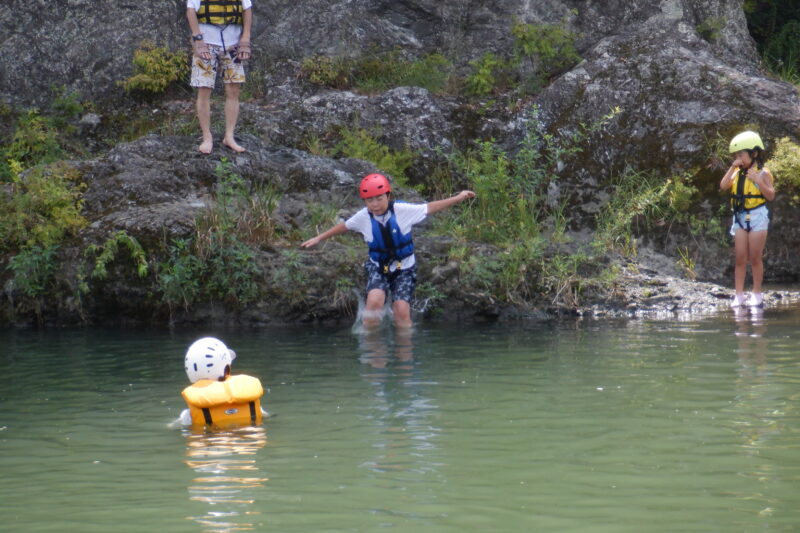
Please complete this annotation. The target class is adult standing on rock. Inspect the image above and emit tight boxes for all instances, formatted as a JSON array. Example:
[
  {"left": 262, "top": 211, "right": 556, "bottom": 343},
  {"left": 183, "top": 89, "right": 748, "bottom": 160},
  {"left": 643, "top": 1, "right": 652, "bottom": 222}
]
[
  {"left": 186, "top": 0, "right": 252, "bottom": 154},
  {"left": 720, "top": 131, "right": 775, "bottom": 308}
]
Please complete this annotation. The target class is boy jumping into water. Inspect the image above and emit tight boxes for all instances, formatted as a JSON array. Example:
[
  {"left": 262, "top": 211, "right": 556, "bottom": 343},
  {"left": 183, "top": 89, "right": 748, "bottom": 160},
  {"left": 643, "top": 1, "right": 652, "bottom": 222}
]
[{"left": 301, "top": 173, "right": 475, "bottom": 328}]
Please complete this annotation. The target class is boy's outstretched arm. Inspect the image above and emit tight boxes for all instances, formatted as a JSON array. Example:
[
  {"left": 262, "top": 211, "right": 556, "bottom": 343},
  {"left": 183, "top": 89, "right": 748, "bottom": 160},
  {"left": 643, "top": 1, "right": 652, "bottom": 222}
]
[
  {"left": 426, "top": 190, "right": 476, "bottom": 215},
  {"left": 301, "top": 222, "right": 348, "bottom": 248}
]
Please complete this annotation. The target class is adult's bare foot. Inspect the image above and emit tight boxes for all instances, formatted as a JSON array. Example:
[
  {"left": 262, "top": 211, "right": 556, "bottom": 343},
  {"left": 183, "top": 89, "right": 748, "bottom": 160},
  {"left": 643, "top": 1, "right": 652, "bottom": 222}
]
[
  {"left": 198, "top": 138, "right": 213, "bottom": 154},
  {"left": 222, "top": 137, "right": 246, "bottom": 153}
]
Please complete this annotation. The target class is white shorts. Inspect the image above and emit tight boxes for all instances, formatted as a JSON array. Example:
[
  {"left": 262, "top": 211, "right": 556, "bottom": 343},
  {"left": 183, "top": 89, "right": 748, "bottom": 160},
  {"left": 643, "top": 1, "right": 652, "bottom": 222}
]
[{"left": 730, "top": 205, "right": 769, "bottom": 235}]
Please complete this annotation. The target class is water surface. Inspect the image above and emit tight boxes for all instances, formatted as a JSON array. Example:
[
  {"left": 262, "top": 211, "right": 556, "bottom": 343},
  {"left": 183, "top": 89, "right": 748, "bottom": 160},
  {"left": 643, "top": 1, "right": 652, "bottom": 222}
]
[{"left": 1, "top": 307, "right": 799, "bottom": 532}]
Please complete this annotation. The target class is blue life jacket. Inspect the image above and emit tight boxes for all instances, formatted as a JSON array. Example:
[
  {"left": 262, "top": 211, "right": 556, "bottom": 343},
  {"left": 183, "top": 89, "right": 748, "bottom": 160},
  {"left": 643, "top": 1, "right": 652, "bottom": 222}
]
[{"left": 368, "top": 202, "right": 414, "bottom": 273}]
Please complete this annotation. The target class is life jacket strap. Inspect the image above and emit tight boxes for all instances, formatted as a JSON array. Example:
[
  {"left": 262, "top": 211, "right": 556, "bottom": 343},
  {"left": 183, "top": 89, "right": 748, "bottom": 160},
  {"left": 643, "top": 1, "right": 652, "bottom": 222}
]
[
  {"left": 202, "top": 408, "right": 213, "bottom": 425},
  {"left": 249, "top": 401, "right": 256, "bottom": 424}
]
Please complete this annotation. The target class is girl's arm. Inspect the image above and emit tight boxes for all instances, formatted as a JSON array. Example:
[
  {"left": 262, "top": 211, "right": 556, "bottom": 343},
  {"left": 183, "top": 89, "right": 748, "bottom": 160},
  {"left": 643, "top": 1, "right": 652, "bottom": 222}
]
[
  {"left": 427, "top": 190, "right": 476, "bottom": 215},
  {"left": 719, "top": 162, "right": 740, "bottom": 191},
  {"left": 754, "top": 168, "right": 776, "bottom": 201},
  {"left": 301, "top": 222, "right": 348, "bottom": 248}
]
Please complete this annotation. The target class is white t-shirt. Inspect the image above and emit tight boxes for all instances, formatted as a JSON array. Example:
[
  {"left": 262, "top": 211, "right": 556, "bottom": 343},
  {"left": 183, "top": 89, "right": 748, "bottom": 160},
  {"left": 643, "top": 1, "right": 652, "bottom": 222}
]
[
  {"left": 345, "top": 202, "right": 428, "bottom": 271},
  {"left": 187, "top": 0, "right": 252, "bottom": 47}
]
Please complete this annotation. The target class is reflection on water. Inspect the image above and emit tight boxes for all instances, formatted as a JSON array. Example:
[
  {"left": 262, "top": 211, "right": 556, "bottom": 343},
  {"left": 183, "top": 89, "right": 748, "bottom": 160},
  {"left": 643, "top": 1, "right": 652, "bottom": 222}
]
[
  {"left": 183, "top": 426, "right": 268, "bottom": 532},
  {"left": 357, "top": 328, "right": 442, "bottom": 479}
]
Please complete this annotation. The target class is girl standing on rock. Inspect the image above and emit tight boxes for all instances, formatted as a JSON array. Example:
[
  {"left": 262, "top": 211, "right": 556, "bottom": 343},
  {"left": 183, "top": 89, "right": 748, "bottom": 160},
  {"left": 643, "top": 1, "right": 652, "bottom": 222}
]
[{"left": 719, "top": 131, "right": 775, "bottom": 308}]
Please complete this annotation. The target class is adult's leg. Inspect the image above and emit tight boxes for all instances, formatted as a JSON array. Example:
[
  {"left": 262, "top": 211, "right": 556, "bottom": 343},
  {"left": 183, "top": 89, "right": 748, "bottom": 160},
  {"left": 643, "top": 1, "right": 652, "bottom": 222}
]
[
  {"left": 733, "top": 228, "right": 749, "bottom": 295},
  {"left": 196, "top": 87, "right": 213, "bottom": 154},
  {"left": 222, "top": 83, "right": 245, "bottom": 152},
  {"left": 747, "top": 230, "right": 768, "bottom": 293}
]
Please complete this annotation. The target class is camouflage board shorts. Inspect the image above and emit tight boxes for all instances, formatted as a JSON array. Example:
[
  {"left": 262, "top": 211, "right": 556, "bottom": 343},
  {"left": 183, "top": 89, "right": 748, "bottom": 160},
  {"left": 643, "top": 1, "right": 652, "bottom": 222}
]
[
  {"left": 364, "top": 261, "right": 417, "bottom": 303},
  {"left": 190, "top": 44, "right": 246, "bottom": 89}
]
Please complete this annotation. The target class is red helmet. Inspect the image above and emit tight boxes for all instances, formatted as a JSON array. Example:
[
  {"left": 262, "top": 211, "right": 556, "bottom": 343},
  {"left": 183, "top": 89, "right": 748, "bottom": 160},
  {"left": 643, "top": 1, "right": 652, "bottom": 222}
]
[{"left": 359, "top": 173, "right": 392, "bottom": 199}]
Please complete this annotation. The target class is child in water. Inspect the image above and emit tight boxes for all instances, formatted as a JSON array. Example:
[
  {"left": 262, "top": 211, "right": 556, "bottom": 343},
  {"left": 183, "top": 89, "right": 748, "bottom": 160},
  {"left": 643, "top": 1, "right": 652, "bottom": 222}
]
[
  {"left": 719, "top": 131, "right": 775, "bottom": 308},
  {"left": 178, "top": 337, "right": 266, "bottom": 428},
  {"left": 301, "top": 173, "right": 475, "bottom": 328}
]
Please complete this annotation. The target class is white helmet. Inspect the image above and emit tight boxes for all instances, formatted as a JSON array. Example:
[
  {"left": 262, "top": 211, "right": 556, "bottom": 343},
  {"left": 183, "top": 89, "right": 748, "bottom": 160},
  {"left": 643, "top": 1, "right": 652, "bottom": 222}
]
[{"left": 185, "top": 337, "right": 237, "bottom": 383}]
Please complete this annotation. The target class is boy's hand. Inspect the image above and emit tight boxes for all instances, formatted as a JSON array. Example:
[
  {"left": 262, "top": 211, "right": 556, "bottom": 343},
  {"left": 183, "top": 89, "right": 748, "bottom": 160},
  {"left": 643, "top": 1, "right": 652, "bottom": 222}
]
[
  {"left": 301, "top": 236, "right": 321, "bottom": 248},
  {"left": 236, "top": 41, "right": 251, "bottom": 62},
  {"left": 192, "top": 39, "right": 211, "bottom": 60},
  {"left": 459, "top": 190, "right": 476, "bottom": 201}
]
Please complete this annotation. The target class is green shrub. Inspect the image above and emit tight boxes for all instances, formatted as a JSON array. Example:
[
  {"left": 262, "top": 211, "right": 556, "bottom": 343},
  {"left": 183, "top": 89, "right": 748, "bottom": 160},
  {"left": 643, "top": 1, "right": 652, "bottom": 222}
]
[
  {"left": 464, "top": 53, "right": 510, "bottom": 96},
  {"left": 157, "top": 160, "right": 264, "bottom": 311},
  {"left": 335, "top": 127, "right": 414, "bottom": 186},
  {"left": 156, "top": 239, "right": 203, "bottom": 311},
  {"left": 120, "top": 40, "right": 188, "bottom": 94},
  {"left": 50, "top": 86, "right": 85, "bottom": 128},
  {"left": 440, "top": 106, "right": 619, "bottom": 245},
  {"left": 511, "top": 18, "right": 581, "bottom": 78},
  {"left": 0, "top": 162, "right": 87, "bottom": 252},
  {"left": 7, "top": 244, "right": 59, "bottom": 300},
  {"left": 594, "top": 169, "right": 698, "bottom": 252},
  {"left": 85, "top": 230, "right": 149, "bottom": 280},
  {"left": 766, "top": 136, "right": 800, "bottom": 203},
  {"left": 2, "top": 110, "right": 65, "bottom": 177},
  {"left": 696, "top": 17, "right": 726, "bottom": 43},
  {"left": 301, "top": 51, "right": 453, "bottom": 94},
  {"left": 301, "top": 55, "right": 352, "bottom": 88},
  {"left": 353, "top": 52, "right": 451, "bottom": 94}
]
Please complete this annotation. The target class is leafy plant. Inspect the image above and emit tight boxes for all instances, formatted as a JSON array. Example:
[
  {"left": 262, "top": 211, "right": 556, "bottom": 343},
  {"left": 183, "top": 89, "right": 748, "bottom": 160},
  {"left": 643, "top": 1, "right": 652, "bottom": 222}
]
[
  {"left": 119, "top": 40, "right": 188, "bottom": 94},
  {"left": 464, "top": 53, "right": 509, "bottom": 96},
  {"left": 511, "top": 17, "right": 581, "bottom": 78},
  {"left": 676, "top": 246, "right": 697, "bottom": 280},
  {"left": 0, "top": 162, "right": 87, "bottom": 252},
  {"left": 353, "top": 52, "right": 451, "bottom": 94},
  {"left": 696, "top": 17, "right": 727, "bottom": 43},
  {"left": 85, "top": 230, "right": 149, "bottom": 280},
  {"left": 766, "top": 136, "right": 800, "bottom": 203},
  {"left": 156, "top": 238, "right": 203, "bottom": 312},
  {"left": 7, "top": 244, "right": 59, "bottom": 300},
  {"left": 301, "top": 51, "right": 453, "bottom": 94},
  {"left": 594, "top": 169, "right": 698, "bottom": 253},
  {"left": 156, "top": 160, "right": 264, "bottom": 311},
  {"left": 301, "top": 55, "right": 352, "bottom": 88},
  {"left": 2, "top": 110, "right": 65, "bottom": 177},
  {"left": 335, "top": 127, "right": 414, "bottom": 186}
]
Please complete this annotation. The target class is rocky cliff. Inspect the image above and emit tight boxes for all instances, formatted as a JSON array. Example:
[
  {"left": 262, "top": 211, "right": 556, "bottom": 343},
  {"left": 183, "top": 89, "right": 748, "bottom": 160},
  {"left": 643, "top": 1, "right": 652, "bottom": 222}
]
[{"left": 2, "top": 0, "right": 799, "bottom": 326}]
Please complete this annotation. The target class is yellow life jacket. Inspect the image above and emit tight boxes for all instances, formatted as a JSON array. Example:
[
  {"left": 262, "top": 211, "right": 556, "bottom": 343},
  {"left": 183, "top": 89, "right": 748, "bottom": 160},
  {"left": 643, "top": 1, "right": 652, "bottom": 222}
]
[
  {"left": 731, "top": 167, "right": 766, "bottom": 212},
  {"left": 182, "top": 374, "right": 263, "bottom": 428},
  {"left": 197, "top": 0, "right": 243, "bottom": 26}
]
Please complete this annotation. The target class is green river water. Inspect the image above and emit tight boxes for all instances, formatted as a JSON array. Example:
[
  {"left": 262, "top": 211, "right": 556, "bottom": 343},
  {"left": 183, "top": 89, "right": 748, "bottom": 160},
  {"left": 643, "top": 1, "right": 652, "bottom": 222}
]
[{"left": 1, "top": 306, "right": 799, "bottom": 532}]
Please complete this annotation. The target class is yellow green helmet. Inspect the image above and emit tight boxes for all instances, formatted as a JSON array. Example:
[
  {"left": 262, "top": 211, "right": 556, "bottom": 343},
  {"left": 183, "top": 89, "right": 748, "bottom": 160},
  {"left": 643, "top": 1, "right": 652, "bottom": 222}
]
[{"left": 729, "top": 131, "right": 764, "bottom": 153}]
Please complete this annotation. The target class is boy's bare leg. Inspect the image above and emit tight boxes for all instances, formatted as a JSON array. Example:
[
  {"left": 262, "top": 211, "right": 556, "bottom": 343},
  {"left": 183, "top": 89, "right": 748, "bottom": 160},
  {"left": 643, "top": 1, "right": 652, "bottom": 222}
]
[
  {"left": 196, "top": 87, "right": 213, "bottom": 154},
  {"left": 222, "top": 83, "right": 245, "bottom": 153},
  {"left": 363, "top": 289, "right": 387, "bottom": 327},
  {"left": 392, "top": 300, "right": 412, "bottom": 329}
]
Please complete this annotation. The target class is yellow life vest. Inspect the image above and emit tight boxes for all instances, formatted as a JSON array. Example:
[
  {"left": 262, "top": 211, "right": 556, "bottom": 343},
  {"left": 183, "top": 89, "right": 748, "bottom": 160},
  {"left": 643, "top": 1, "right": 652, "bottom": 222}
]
[
  {"left": 182, "top": 374, "right": 263, "bottom": 428},
  {"left": 731, "top": 167, "right": 766, "bottom": 212},
  {"left": 197, "top": 0, "right": 243, "bottom": 26}
]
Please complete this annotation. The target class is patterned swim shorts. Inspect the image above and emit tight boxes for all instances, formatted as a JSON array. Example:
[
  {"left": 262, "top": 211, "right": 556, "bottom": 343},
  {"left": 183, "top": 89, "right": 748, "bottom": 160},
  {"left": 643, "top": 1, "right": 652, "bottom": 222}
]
[
  {"left": 364, "top": 261, "right": 417, "bottom": 303},
  {"left": 190, "top": 44, "right": 246, "bottom": 89}
]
